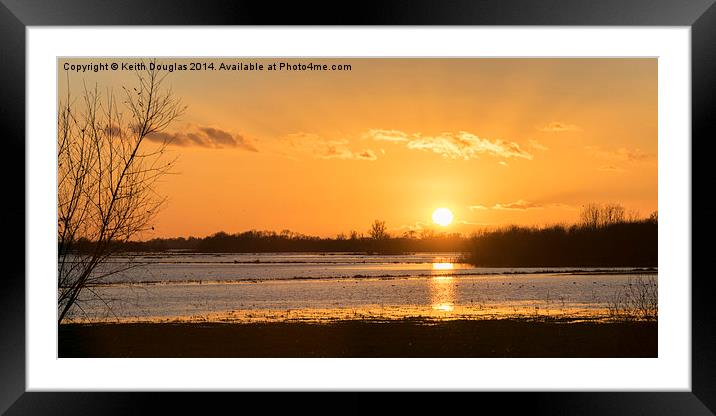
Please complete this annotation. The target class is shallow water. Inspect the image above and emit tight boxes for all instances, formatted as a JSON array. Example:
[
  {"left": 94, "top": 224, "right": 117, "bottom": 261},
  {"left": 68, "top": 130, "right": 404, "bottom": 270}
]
[{"left": 64, "top": 252, "right": 657, "bottom": 322}]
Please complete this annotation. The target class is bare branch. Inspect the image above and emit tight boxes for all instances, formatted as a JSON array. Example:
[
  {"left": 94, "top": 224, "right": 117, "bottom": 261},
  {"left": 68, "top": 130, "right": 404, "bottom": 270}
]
[{"left": 58, "top": 61, "right": 184, "bottom": 323}]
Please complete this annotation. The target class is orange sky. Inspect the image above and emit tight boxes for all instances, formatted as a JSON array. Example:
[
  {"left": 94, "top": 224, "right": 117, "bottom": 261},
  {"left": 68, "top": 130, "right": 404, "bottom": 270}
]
[{"left": 58, "top": 58, "right": 657, "bottom": 238}]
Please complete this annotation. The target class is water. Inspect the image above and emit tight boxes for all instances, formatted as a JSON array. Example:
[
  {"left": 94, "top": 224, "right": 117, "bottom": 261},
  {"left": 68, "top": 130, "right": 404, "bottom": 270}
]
[{"left": 64, "top": 252, "right": 658, "bottom": 322}]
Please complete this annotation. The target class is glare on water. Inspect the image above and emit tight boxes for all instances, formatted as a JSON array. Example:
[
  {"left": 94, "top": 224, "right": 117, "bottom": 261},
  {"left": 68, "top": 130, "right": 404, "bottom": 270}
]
[
  {"left": 64, "top": 253, "right": 657, "bottom": 323},
  {"left": 432, "top": 262, "right": 454, "bottom": 271},
  {"left": 430, "top": 275, "right": 455, "bottom": 312}
]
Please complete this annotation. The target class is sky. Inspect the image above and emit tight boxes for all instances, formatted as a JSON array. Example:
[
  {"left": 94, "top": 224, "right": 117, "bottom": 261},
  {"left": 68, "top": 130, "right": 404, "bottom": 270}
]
[{"left": 58, "top": 58, "right": 657, "bottom": 238}]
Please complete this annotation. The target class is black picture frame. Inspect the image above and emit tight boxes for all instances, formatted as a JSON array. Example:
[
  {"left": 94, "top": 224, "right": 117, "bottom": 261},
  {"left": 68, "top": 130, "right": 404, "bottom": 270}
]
[{"left": 1, "top": 0, "right": 710, "bottom": 413}]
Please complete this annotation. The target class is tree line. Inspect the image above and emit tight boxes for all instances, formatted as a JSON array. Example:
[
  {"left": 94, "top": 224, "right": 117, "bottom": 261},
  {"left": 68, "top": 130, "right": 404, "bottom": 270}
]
[
  {"left": 464, "top": 204, "right": 657, "bottom": 267},
  {"left": 76, "top": 221, "right": 470, "bottom": 254},
  {"left": 70, "top": 205, "right": 657, "bottom": 268}
]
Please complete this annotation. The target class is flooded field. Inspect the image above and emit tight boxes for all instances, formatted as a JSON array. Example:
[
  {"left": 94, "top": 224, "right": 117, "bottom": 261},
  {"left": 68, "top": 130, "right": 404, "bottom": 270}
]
[{"left": 64, "top": 252, "right": 657, "bottom": 323}]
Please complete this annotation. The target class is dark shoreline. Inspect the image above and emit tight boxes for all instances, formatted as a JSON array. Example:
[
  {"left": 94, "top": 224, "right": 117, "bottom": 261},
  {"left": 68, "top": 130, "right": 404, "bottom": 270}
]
[{"left": 59, "top": 318, "right": 657, "bottom": 358}]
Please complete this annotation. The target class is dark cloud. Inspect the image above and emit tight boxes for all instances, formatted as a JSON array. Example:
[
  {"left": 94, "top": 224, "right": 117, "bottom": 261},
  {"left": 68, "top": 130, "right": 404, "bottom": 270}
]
[
  {"left": 146, "top": 125, "right": 258, "bottom": 151},
  {"left": 539, "top": 122, "right": 581, "bottom": 132},
  {"left": 357, "top": 149, "right": 378, "bottom": 161},
  {"left": 102, "top": 124, "right": 123, "bottom": 137},
  {"left": 597, "top": 165, "right": 626, "bottom": 172},
  {"left": 586, "top": 146, "right": 653, "bottom": 163}
]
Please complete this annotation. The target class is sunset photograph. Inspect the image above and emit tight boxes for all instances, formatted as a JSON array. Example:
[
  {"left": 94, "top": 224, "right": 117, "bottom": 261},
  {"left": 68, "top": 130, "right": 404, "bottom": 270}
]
[{"left": 57, "top": 57, "right": 658, "bottom": 357}]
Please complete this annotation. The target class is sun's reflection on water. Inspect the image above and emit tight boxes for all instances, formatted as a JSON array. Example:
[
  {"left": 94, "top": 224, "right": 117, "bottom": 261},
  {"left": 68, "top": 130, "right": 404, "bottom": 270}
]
[
  {"left": 432, "top": 262, "right": 454, "bottom": 271},
  {"left": 433, "top": 303, "right": 455, "bottom": 312},
  {"left": 430, "top": 275, "right": 456, "bottom": 313}
]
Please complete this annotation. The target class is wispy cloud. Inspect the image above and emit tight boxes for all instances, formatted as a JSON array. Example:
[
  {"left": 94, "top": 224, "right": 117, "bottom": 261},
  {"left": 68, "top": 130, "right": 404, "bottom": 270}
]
[
  {"left": 539, "top": 122, "right": 581, "bottom": 132},
  {"left": 392, "top": 221, "right": 431, "bottom": 232},
  {"left": 364, "top": 129, "right": 532, "bottom": 160},
  {"left": 586, "top": 146, "right": 654, "bottom": 162},
  {"left": 455, "top": 219, "right": 492, "bottom": 226},
  {"left": 393, "top": 219, "right": 491, "bottom": 234},
  {"left": 492, "top": 200, "right": 545, "bottom": 211},
  {"left": 146, "top": 124, "right": 258, "bottom": 151},
  {"left": 470, "top": 200, "right": 574, "bottom": 211},
  {"left": 288, "top": 133, "right": 378, "bottom": 161},
  {"left": 528, "top": 139, "right": 549, "bottom": 151},
  {"left": 356, "top": 149, "right": 378, "bottom": 161},
  {"left": 366, "top": 129, "right": 413, "bottom": 142},
  {"left": 597, "top": 165, "right": 626, "bottom": 172}
]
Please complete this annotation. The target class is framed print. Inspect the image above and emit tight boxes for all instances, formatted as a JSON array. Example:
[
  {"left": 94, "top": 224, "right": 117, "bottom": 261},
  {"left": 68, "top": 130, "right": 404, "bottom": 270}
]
[{"left": 2, "top": 0, "right": 712, "bottom": 414}]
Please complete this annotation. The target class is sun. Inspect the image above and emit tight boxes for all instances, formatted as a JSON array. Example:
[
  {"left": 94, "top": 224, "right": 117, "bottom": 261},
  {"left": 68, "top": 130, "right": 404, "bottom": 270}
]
[{"left": 432, "top": 208, "right": 454, "bottom": 227}]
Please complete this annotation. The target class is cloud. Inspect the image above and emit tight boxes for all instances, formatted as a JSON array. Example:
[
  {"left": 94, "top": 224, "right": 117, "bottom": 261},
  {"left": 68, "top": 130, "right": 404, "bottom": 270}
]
[
  {"left": 146, "top": 124, "right": 258, "bottom": 151},
  {"left": 103, "top": 124, "right": 123, "bottom": 137},
  {"left": 586, "top": 146, "right": 654, "bottom": 162},
  {"left": 198, "top": 127, "right": 238, "bottom": 147},
  {"left": 528, "top": 139, "right": 549, "bottom": 151},
  {"left": 471, "top": 200, "right": 574, "bottom": 211},
  {"left": 597, "top": 165, "right": 626, "bottom": 172},
  {"left": 492, "top": 200, "right": 545, "bottom": 210},
  {"left": 364, "top": 129, "right": 533, "bottom": 160},
  {"left": 498, "top": 161, "right": 508, "bottom": 166},
  {"left": 364, "top": 129, "right": 413, "bottom": 142},
  {"left": 539, "top": 122, "right": 581, "bottom": 132},
  {"left": 357, "top": 149, "right": 378, "bottom": 161},
  {"left": 548, "top": 203, "right": 577, "bottom": 210},
  {"left": 288, "top": 133, "right": 378, "bottom": 161},
  {"left": 392, "top": 221, "right": 431, "bottom": 232},
  {"left": 455, "top": 220, "right": 491, "bottom": 226}
]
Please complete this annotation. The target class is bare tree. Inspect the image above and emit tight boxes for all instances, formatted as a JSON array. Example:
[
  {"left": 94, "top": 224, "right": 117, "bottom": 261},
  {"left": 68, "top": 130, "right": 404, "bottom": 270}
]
[
  {"left": 580, "top": 202, "right": 626, "bottom": 229},
  {"left": 368, "top": 219, "right": 389, "bottom": 240},
  {"left": 607, "top": 275, "right": 658, "bottom": 321},
  {"left": 420, "top": 228, "right": 436, "bottom": 239},
  {"left": 402, "top": 229, "right": 417, "bottom": 239},
  {"left": 602, "top": 203, "right": 625, "bottom": 226},
  {"left": 58, "top": 64, "right": 185, "bottom": 323},
  {"left": 580, "top": 203, "right": 601, "bottom": 229},
  {"left": 626, "top": 208, "right": 641, "bottom": 222}
]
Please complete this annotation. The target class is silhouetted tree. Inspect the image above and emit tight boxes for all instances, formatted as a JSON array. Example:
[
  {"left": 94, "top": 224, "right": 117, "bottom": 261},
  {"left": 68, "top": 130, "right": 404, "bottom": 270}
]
[
  {"left": 649, "top": 211, "right": 658, "bottom": 223},
  {"left": 369, "top": 220, "right": 389, "bottom": 240},
  {"left": 420, "top": 228, "right": 436, "bottom": 239},
  {"left": 580, "top": 202, "right": 627, "bottom": 229},
  {"left": 402, "top": 230, "right": 417, "bottom": 239},
  {"left": 465, "top": 205, "right": 657, "bottom": 267},
  {"left": 57, "top": 62, "right": 185, "bottom": 323},
  {"left": 602, "top": 203, "right": 625, "bottom": 226},
  {"left": 105, "top": 227, "right": 469, "bottom": 253},
  {"left": 580, "top": 203, "right": 602, "bottom": 229}
]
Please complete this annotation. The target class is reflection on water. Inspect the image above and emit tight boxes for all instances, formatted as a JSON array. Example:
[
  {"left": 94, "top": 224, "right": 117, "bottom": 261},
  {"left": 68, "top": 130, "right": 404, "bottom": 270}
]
[
  {"left": 63, "top": 252, "right": 658, "bottom": 323},
  {"left": 430, "top": 275, "right": 455, "bottom": 312},
  {"left": 432, "top": 262, "right": 454, "bottom": 271},
  {"left": 93, "top": 252, "right": 640, "bottom": 284},
  {"left": 433, "top": 304, "right": 455, "bottom": 312}
]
